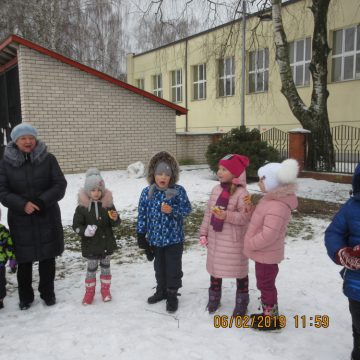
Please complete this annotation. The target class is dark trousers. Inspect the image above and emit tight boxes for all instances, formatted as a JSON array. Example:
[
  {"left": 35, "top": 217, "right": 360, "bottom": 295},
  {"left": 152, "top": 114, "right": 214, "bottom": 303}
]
[
  {"left": 255, "top": 262, "right": 279, "bottom": 305},
  {"left": 153, "top": 243, "right": 183, "bottom": 290},
  {"left": 349, "top": 299, "right": 360, "bottom": 360},
  {"left": 17, "top": 258, "right": 56, "bottom": 303},
  {"left": 0, "top": 266, "right": 6, "bottom": 299}
]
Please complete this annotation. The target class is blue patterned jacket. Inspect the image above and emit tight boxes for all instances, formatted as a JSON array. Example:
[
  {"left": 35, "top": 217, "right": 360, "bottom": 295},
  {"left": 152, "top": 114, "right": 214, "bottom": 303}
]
[
  {"left": 136, "top": 184, "right": 191, "bottom": 247},
  {"left": 325, "top": 164, "right": 360, "bottom": 302}
]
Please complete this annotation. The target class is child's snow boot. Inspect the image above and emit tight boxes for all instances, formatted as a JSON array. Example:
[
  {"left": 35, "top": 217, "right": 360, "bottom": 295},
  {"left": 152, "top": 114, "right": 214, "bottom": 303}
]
[
  {"left": 100, "top": 275, "right": 112, "bottom": 302},
  {"left": 82, "top": 278, "right": 96, "bottom": 305},
  {"left": 147, "top": 286, "right": 167, "bottom": 304},
  {"left": 233, "top": 292, "right": 249, "bottom": 317},
  {"left": 0, "top": 298, "right": 3, "bottom": 309},
  {"left": 251, "top": 303, "right": 281, "bottom": 331},
  {"left": 207, "top": 288, "right": 221, "bottom": 313},
  {"left": 166, "top": 288, "right": 179, "bottom": 313}
]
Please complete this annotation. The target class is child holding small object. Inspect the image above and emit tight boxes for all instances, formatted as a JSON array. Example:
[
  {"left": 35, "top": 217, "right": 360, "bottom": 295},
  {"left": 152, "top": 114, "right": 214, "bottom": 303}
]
[
  {"left": 136, "top": 151, "right": 191, "bottom": 313},
  {"left": 73, "top": 168, "right": 120, "bottom": 305},
  {"left": 244, "top": 159, "right": 299, "bottom": 331},
  {"left": 325, "top": 162, "right": 360, "bottom": 360},
  {"left": 199, "top": 154, "right": 252, "bottom": 315}
]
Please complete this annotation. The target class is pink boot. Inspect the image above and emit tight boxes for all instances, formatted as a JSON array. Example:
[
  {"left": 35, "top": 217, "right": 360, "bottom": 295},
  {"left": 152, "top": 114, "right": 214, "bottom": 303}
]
[
  {"left": 82, "top": 278, "right": 96, "bottom": 305},
  {"left": 100, "top": 275, "right": 112, "bottom": 302}
]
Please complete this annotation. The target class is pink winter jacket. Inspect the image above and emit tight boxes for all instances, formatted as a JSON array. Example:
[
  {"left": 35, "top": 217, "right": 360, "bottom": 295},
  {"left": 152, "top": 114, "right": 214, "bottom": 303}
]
[
  {"left": 199, "top": 173, "right": 251, "bottom": 278},
  {"left": 243, "top": 184, "right": 298, "bottom": 264}
]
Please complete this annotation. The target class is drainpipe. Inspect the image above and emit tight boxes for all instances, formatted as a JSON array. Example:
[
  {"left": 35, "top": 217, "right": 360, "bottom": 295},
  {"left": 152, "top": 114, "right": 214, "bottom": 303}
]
[{"left": 185, "top": 39, "right": 188, "bottom": 132}]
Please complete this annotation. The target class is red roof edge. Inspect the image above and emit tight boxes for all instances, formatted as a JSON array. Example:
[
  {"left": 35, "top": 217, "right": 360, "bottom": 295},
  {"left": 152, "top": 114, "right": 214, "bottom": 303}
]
[{"left": 2, "top": 35, "right": 187, "bottom": 116}]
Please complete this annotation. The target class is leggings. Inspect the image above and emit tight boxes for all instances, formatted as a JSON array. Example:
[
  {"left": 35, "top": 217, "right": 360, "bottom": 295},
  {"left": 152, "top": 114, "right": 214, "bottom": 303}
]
[{"left": 85, "top": 255, "right": 111, "bottom": 279}]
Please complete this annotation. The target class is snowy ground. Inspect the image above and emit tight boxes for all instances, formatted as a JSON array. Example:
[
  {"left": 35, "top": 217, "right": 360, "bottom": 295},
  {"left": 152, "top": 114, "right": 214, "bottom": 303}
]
[{"left": 0, "top": 166, "right": 354, "bottom": 360}]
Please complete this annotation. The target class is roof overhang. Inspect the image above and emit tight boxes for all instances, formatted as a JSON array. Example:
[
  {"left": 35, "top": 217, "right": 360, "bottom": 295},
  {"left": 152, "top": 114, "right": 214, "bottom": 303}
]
[{"left": 0, "top": 34, "right": 187, "bottom": 116}]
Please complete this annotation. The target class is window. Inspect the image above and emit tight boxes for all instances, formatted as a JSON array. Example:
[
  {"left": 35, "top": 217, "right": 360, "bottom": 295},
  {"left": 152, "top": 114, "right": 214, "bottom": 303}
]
[
  {"left": 289, "top": 38, "right": 311, "bottom": 86},
  {"left": 332, "top": 25, "right": 360, "bottom": 82},
  {"left": 218, "top": 57, "right": 235, "bottom": 97},
  {"left": 153, "top": 74, "right": 162, "bottom": 98},
  {"left": 136, "top": 78, "right": 144, "bottom": 90},
  {"left": 249, "top": 49, "right": 269, "bottom": 93},
  {"left": 171, "top": 69, "right": 183, "bottom": 102},
  {"left": 193, "top": 64, "right": 207, "bottom": 100}
]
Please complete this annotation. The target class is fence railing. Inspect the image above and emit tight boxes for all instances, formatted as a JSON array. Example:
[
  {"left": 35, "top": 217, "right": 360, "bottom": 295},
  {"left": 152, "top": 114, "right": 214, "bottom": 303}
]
[
  {"left": 260, "top": 127, "right": 289, "bottom": 160},
  {"left": 261, "top": 125, "right": 360, "bottom": 175}
]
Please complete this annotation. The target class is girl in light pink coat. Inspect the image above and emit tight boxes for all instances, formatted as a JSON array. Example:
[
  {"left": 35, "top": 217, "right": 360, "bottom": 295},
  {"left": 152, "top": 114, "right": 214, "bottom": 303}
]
[
  {"left": 244, "top": 159, "right": 299, "bottom": 330},
  {"left": 199, "top": 154, "right": 252, "bottom": 315}
]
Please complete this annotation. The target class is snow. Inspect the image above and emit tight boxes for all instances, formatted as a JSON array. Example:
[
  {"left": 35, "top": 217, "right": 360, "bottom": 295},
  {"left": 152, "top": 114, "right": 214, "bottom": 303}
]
[{"left": 0, "top": 166, "right": 353, "bottom": 359}]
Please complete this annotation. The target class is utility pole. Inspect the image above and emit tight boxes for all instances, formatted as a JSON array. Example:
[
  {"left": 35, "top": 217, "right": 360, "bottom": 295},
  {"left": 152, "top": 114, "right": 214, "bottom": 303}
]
[{"left": 241, "top": 0, "right": 247, "bottom": 127}]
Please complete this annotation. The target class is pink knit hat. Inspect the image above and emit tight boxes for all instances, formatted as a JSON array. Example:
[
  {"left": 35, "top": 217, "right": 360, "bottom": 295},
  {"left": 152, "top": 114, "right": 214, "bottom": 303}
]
[{"left": 219, "top": 154, "right": 250, "bottom": 177}]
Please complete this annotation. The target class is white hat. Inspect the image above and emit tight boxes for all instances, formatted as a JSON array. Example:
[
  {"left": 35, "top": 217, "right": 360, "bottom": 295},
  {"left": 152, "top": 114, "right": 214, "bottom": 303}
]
[
  {"left": 258, "top": 159, "right": 299, "bottom": 192},
  {"left": 84, "top": 168, "right": 105, "bottom": 195}
]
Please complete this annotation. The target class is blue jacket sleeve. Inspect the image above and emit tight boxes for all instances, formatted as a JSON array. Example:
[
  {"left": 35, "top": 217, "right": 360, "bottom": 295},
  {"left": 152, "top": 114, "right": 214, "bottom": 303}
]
[
  {"left": 324, "top": 203, "right": 349, "bottom": 263},
  {"left": 136, "top": 188, "right": 148, "bottom": 234},
  {"left": 171, "top": 186, "right": 192, "bottom": 219}
]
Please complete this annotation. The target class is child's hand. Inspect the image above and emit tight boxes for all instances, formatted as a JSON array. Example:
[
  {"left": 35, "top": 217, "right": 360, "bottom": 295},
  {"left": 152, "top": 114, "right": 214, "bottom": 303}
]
[
  {"left": 161, "top": 203, "right": 172, "bottom": 214},
  {"left": 211, "top": 206, "right": 226, "bottom": 220},
  {"left": 199, "top": 235, "right": 208, "bottom": 247},
  {"left": 243, "top": 195, "right": 254, "bottom": 214},
  {"left": 108, "top": 210, "right": 118, "bottom": 221}
]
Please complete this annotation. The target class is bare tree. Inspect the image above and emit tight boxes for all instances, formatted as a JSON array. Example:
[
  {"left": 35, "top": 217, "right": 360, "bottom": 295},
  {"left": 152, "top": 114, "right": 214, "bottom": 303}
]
[{"left": 0, "top": 0, "right": 130, "bottom": 79}]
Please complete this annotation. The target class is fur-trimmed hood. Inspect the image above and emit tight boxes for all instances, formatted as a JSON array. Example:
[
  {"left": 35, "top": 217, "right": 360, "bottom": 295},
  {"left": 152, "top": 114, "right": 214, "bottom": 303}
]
[
  {"left": 263, "top": 183, "right": 298, "bottom": 210},
  {"left": 146, "top": 151, "right": 179, "bottom": 186},
  {"left": 3, "top": 140, "right": 48, "bottom": 167},
  {"left": 77, "top": 188, "right": 114, "bottom": 208}
]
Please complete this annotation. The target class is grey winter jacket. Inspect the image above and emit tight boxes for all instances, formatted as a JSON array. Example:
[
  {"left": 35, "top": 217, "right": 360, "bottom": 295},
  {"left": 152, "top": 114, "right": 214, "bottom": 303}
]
[{"left": 0, "top": 141, "right": 67, "bottom": 263}]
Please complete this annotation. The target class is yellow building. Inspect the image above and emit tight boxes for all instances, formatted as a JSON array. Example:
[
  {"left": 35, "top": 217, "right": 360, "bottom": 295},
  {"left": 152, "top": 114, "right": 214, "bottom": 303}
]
[{"left": 127, "top": 0, "right": 360, "bottom": 136}]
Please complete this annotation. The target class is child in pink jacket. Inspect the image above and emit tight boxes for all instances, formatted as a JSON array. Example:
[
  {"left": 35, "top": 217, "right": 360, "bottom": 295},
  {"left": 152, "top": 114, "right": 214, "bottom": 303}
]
[
  {"left": 199, "top": 154, "right": 252, "bottom": 315},
  {"left": 244, "top": 159, "right": 299, "bottom": 330}
]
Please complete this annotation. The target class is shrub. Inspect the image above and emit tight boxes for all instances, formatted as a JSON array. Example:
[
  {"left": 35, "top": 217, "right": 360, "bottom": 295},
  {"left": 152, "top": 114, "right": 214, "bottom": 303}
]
[{"left": 206, "top": 126, "right": 280, "bottom": 178}]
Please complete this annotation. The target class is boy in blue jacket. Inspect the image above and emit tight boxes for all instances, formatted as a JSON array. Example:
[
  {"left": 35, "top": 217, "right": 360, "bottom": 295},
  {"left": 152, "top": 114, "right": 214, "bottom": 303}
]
[
  {"left": 325, "top": 163, "right": 360, "bottom": 360},
  {"left": 137, "top": 151, "right": 191, "bottom": 313}
]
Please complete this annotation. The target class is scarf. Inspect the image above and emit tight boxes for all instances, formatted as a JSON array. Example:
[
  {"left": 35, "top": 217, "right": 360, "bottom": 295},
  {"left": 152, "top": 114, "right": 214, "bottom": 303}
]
[{"left": 210, "top": 183, "right": 231, "bottom": 232}]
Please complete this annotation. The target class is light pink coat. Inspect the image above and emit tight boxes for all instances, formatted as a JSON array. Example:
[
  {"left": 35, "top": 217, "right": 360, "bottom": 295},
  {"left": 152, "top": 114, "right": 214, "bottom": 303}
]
[
  {"left": 200, "top": 173, "right": 251, "bottom": 278},
  {"left": 244, "top": 184, "right": 298, "bottom": 264}
]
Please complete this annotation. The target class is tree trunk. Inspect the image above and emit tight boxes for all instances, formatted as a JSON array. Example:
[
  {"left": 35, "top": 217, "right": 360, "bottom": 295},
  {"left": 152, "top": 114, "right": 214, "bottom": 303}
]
[{"left": 272, "top": 0, "right": 335, "bottom": 171}]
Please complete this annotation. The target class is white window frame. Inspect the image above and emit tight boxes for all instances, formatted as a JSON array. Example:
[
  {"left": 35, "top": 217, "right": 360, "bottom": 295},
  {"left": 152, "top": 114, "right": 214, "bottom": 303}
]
[
  {"left": 332, "top": 25, "right": 360, "bottom": 82},
  {"left": 218, "top": 57, "right": 235, "bottom": 97},
  {"left": 193, "top": 64, "right": 207, "bottom": 100},
  {"left": 171, "top": 69, "right": 183, "bottom": 103},
  {"left": 290, "top": 37, "right": 311, "bottom": 87},
  {"left": 153, "top": 74, "right": 163, "bottom": 98},
  {"left": 136, "top": 78, "right": 145, "bottom": 90},
  {"left": 248, "top": 49, "right": 269, "bottom": 93}
]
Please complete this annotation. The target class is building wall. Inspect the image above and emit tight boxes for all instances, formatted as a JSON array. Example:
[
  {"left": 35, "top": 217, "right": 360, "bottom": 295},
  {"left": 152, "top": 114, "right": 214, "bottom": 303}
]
[
  {"left": 17, "top": 45, "right": 178, "bottom": 173},
  {"left": 127, "top": 0, "right": 360, "bottom": 134},
  {"left": 176, "top": 133, "right": 217, "bottom": 164}
]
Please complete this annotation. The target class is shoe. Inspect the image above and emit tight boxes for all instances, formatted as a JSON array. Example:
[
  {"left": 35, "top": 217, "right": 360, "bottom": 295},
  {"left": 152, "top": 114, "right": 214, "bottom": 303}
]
[
  {"left": 233, "top": 292, "right": 249, "bottom": 317},
  {"left": 82, "top": 278, "right": 96, "bottom": 305},
  {"left": 44, "top": 296, "right": 56, "bottom": 306},
  {"left": 19, "top": 301, "right": 32, "bottom": 310},
  {"left": 100, "top": 275, "right": 112, "bottom": 302},
  {"left": 166, "top": 288, "right": 179, "bottom": 313},
  {"left": 207, "top": 288, "right": 221, "bottom": 314},
  {"left": 251, "top": 302, "right": 281, "bottom": 331},
  {"left": 147, "top": 287, "right": 167, "bottom": 304},
  {"left": 0, "top": 299, "right": 3, "bottom": 309}
]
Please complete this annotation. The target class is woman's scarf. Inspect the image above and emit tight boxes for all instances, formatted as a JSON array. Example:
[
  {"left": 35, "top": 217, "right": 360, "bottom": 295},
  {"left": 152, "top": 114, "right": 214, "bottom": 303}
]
[{"left": 210, "top": 183, "right": 231, "bottom": 232}]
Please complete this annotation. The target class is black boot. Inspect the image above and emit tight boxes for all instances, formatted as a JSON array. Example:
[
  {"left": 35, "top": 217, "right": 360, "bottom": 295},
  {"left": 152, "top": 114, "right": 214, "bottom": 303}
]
[
  {"left": 0, "top": 299, "right": 3, "bottom": 309},
  {"left": 166, "top": 288, "right": 179, "bottom": 313},
  {"left": 147, "top": 287, "right": 167, "bottom": 304}
]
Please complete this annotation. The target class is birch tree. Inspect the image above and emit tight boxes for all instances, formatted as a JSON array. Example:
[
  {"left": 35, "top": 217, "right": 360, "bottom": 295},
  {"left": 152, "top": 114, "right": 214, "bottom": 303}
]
[{"left": 138, "top": 0, "right": 335, "bottom": 171}]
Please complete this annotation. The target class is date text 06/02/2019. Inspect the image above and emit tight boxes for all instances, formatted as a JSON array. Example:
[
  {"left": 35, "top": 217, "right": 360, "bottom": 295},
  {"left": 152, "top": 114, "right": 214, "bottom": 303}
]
[{"left": 213, "top": 315, "right": 330, "bottom": 329}]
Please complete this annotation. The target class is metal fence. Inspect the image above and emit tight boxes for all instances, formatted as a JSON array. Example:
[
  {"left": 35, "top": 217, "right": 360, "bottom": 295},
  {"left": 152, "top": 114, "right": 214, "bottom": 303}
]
[
  {"left": 261, "top": 125, "right": 360, "bottom": 175},
  {"left": 260, "top": 127, "right": 289, "bottom": 160},
  {"left": 329, "top": 125, "right": 360, "bottom": 174}
]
